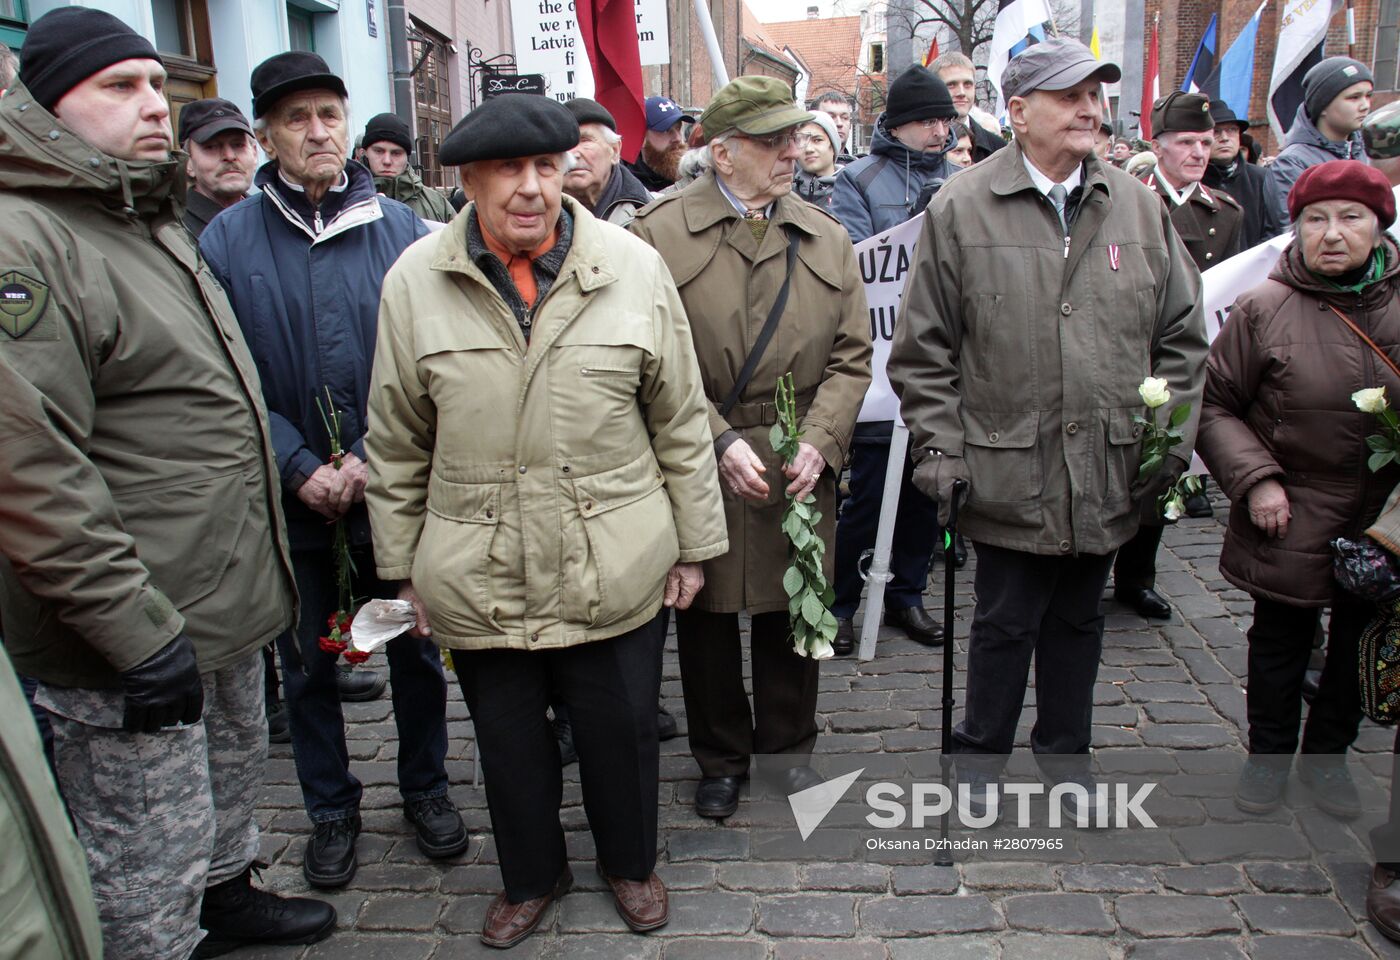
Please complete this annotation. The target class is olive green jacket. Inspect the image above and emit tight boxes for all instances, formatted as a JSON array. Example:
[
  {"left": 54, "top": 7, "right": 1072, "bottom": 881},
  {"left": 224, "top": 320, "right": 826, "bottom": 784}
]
[
  {"left": 366, "top": 196, "right": 728, "bottom": 648},
  {"left": 0, "top": 645, "right": 102, "bottom": 960},
  {"left": 0, "top": 83, "right": 296, "bottom": 687},
  {"left": 889, "top": 144, "right": 1208, "bottom": 556},
  {"left": 375, "top": 169, "right": 455, "bottom": 223}
]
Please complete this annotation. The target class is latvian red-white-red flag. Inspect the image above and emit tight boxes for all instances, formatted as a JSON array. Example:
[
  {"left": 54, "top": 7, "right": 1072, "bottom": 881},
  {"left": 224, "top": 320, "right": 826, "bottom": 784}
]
[{"left": 575, "top": 0, "right": 647, "bottom": 163}]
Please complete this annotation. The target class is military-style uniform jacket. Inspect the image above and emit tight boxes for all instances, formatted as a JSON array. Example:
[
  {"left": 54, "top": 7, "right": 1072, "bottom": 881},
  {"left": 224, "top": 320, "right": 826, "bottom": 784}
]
[
  {"left": 0, "top": 83, "right": 296, "bottom": 688},
  {"left": 1140, "top": 171, "right": 1244, "bottom": 270},
  {"left": 629, "top": 173, "right": 873, "bottom": 615}
]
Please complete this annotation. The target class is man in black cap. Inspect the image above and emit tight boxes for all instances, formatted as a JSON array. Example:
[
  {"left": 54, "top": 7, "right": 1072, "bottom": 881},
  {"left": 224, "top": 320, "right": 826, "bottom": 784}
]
[
  {"left": 1, "top": 8, "right": 335, "bottom": 956},
  {"left": 367, "top": 92, "right": 725, "bottom": 947},
  {"left": 563, "top": 97, "right": 653, "bottom": 225},
  {"left": 358, "top": 112, "right": 454, "bottom": 222},
  {"left": 200, "top": 51, "right": 468, "bottom": 891},
  {"left": 1203, "top": 101, "right": 1283, "bottom": 248},
  {"left": 827, "top": 63, "right": 960, "bottom": 657},
  {"left": 889, "top": 37, "right": 1206, "bottom": 821},
  {"left": 1266, "top": 56, "right": 1373, "bottom": 225},
  {"left": 1112, "top": 91, "right": 1243, "bottom": 621},
  {"left": 179, "top": 98, "right": 259, "bottom": 238}
]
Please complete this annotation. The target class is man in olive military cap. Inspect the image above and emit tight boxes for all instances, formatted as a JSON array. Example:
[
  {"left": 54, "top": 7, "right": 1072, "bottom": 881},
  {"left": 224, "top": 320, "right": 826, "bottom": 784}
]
[
  {"left": 367, "top": 92, "right": 727, "bottom": 947},
  {"left": 629, "top": 76, "right": 872, "bottom": 822},
  {"left": 1112, "top": 91, "right": 1243, "bottom": 621}
]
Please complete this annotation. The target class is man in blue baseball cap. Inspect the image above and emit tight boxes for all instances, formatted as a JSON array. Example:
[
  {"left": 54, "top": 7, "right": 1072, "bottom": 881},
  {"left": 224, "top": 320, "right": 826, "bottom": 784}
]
[{"left": 627, "top": 94, "right": 695, "bottom": 192}]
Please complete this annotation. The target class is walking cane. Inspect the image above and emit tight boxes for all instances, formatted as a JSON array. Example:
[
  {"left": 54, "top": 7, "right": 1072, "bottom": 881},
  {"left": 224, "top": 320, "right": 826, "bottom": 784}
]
[{"left": 934, "top": 479, "right": 969, "bottom": 867}]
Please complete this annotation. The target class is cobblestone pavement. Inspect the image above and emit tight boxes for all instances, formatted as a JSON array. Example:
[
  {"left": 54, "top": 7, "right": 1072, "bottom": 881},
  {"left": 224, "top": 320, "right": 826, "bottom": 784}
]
[{"left": 245, "top": 496, "right": 1400, "bottom": 959}]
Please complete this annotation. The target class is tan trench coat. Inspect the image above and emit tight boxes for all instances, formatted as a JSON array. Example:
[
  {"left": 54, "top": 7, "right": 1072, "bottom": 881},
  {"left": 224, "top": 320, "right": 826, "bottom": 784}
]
[
  {"left": 629, "top": 174, "right": 873, "bottom": 614},
  {"left": 366, "top": 197, "right": 728, "bottom": 649}
]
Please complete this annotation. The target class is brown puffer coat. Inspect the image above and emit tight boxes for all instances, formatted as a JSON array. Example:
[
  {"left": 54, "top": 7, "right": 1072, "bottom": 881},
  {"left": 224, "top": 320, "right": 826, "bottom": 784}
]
[{"left": 1198, "top": 238, "right": 1400, "bottom": 607}]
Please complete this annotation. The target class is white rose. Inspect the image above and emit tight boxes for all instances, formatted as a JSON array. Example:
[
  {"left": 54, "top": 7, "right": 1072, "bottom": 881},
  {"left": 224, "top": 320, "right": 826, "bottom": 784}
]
[
  {"left": 1353, "top": 387, "right": 1389, "bottom": 415},
  {"left": 1139, "top": 377, "right": 1171, "bottom": 409},
  {"left": 1163, "top": 495, "right": 1186, "bottom": 522}
]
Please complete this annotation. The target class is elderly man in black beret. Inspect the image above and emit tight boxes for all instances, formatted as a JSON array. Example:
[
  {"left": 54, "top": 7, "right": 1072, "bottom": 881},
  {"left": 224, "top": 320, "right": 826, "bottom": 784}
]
[
  {"left": 562, "top": 97, "right": 653, "bottom": 225},
  {"left": 365, "top": 93, "right": 727, "bottom": 949}
]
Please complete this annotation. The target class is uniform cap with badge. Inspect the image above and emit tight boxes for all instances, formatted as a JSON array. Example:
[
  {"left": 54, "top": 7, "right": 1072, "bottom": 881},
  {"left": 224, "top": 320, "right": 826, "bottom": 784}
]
[{"left": 1150, "top": 91, "right": 1215, "bottom": 136}]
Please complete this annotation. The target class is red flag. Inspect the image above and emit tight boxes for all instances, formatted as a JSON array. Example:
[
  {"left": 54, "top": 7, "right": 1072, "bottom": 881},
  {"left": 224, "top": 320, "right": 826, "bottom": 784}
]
[
  {"left": 1140, "top": 17, "right": 1160, "bottom": 139},
  {"left": 575, "top": 0, "right": 647, "bottom": 164},
  {"left": 921, "top": 37, "right": 940, "bottom": 68}
]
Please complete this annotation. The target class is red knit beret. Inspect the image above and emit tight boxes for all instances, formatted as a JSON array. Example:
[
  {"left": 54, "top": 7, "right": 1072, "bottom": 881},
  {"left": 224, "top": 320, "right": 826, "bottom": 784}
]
[{"left": 1287, "top": 160, "right": 1396, "bottom": 228}]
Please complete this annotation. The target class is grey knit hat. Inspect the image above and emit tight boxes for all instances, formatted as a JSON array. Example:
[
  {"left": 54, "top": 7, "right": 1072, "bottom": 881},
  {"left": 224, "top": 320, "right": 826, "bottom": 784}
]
[{"left": 1303, "top": 57, "right": 1373, "bottom": 122}]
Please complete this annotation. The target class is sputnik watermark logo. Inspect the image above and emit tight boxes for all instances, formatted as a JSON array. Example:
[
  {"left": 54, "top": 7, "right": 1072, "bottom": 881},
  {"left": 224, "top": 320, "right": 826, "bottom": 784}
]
[
  {"left": 783, "top": 772, "right": 1160, "bottom": 838},
  {"left": 788, "top": 768, "right": 865, "bottom": 840}
]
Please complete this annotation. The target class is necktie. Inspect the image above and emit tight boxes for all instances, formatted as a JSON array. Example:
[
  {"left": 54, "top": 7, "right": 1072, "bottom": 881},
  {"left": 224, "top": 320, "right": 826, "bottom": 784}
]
[{"left": 1048, "top": 184, "right": 1069, "bottom": 233}]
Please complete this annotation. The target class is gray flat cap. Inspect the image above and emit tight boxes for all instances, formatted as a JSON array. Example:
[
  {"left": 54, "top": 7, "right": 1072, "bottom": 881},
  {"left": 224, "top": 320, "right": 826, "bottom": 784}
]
[{"left": 1001, "top": 36, "right": 1121, "bottom": 100}]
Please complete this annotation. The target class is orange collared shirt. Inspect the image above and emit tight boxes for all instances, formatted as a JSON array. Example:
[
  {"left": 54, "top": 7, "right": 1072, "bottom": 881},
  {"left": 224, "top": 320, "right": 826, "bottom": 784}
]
[{"left": 478, "top": 220, "right": 559, "bottom": 310}]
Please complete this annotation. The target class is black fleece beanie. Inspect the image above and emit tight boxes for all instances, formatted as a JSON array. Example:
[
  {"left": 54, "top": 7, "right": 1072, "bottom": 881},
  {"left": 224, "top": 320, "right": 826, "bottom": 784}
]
[
  {"left": 884, "top": 65, "right": 957, "bottom": 128},
  {"left": 21, "top": 8, "right": 163, "bottom": 113},
  {"left": 363, "top": 113, "right": 415, "bottom": 154}
]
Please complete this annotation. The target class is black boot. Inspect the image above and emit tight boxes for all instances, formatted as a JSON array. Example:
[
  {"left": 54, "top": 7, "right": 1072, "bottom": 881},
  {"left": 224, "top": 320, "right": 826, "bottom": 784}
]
[
  {"left": 194, "top": 864, "right": 336, "bottom": 958},
  {"left": 657, "top": 705, "right": 680, "bottom": 741},
  {"left": 336, "top": 664, "right": 387, "bottom": 702}
]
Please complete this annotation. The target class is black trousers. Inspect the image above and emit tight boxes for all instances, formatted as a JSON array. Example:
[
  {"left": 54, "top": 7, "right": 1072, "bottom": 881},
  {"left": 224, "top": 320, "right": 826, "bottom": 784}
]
[
  {"left": 1113, "top": 522, "right": 1164, "bottom": 591},
  {"left": 675, "top": 609, "right": 820, "bottom": 778},
  {"left": 454, "top": 613, "right": 665, "bottom": 902},
  {"left": 1374, "top": 727, "right": 1400, "bottom": 869},
  {"left": 1245, "top": 595, "right": 1368, "bottom": 755},
  {"left": 953, "top": 543, "right": 1115, "bottom": 757}
]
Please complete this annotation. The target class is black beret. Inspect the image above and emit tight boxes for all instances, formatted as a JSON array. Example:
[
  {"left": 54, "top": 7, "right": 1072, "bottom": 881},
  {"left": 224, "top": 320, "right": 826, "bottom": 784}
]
[
  {"left": 565, "top": 97, "right": 616, "bottom": 131},
  {"left": 440, "top": 94, "right": 580, "bottom": 165}
]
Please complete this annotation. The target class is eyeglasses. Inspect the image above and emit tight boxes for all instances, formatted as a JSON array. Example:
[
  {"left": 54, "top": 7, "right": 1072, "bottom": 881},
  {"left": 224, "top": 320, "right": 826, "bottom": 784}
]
[
  {"left": 736, "top": 129, "right": 801, "bottom": 149},
  {"left": 916, "top": 117, "right": 951, "bottom": 129}
]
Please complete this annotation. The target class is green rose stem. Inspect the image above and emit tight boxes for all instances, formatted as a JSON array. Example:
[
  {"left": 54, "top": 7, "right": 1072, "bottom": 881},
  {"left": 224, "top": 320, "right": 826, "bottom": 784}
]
[
  {"left": 315, "top": 388, "right": 365, "bottom": 663},
  {"left": 1354, "top": 387, "right": 1400, "bottom": 473},
  {"left": 1134, "top": 377, "right": 1196, "bottom": 519},
  {"left": 771, "top": 373, "right": 837, "bottom": 660}
]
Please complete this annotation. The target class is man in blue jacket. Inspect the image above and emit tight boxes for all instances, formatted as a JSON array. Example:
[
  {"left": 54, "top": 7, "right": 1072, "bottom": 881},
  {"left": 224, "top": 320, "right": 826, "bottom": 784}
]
[
  {"left": 826, "top": 65, "right": 960, "bottom": 654},
  {"left": 201, "top": 52, "right": 467, "bottom": 890}
]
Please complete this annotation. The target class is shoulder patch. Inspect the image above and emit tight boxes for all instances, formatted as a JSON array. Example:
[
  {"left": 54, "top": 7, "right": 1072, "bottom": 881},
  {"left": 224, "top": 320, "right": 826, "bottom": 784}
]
[{"left": 0, "top": 271, "right": 51, "bottom": 340}]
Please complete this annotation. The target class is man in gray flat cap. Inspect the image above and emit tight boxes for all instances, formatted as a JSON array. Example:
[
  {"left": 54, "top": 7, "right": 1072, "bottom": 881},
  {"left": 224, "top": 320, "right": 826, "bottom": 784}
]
[{"left": 888, "top": 37, "right": 1207, "bottom": 817}]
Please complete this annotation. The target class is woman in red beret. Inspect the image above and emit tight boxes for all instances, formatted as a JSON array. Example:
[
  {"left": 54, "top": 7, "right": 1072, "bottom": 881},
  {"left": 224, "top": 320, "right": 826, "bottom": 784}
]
[{"left": 1198, "top": 159, "right": 1400, "bottom": 819}]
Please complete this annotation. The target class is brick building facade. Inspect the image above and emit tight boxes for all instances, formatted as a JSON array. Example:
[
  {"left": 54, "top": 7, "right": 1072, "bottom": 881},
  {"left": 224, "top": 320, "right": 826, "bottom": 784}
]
[{"left": 1139, "top": 0, "right": 1382, "bottom": 153}]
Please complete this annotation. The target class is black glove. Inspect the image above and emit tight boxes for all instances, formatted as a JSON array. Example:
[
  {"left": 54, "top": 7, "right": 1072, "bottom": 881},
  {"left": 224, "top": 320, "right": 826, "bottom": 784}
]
[
  {"left": 119, "top": 633, "right": 204, "bottom": 734},
  {"left": 1130, "top": 454, "right": 1188, "bottom": 505},
  {"left": 912, "top": 451, "right": 970, "bottom": 527}
]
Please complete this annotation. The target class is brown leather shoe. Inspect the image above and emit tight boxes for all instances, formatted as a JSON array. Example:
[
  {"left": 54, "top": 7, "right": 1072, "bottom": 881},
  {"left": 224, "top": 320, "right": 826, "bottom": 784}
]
[
  {"left": 1369, "top": 865, "right": 1400, "bottom": 943},
  {"left": 480, "top": 867, "right": 572, "bottom": 949},
  {"left": 596, "top": 863, "right": 669, "bottom": 932}
]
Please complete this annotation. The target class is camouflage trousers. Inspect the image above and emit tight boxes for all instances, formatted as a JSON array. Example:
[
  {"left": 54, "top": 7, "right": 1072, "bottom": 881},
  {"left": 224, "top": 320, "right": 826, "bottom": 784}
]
[{"left": 36, "top": 651, "right": 267, "bottom": 960}]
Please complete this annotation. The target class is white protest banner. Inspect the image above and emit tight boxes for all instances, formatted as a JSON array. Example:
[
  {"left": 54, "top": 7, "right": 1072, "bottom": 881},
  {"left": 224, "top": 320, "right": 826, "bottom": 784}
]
[
  {"left": 1199, "top": 232, "right": 1289, "bottom": 342},
  {"left": 511, "top": 0, "right": 670, "bottom": 78},
  {"left": 854, "top": 213, "right": 924, "bottom": 424}
]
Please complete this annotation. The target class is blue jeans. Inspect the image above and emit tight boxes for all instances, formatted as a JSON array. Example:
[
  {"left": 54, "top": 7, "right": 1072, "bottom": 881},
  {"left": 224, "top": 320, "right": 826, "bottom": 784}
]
[
  {"left": 833, "top": 430, "right": 943, "bottom": 619},
  {"left": 277, "top": 546, "right": 450, "bottom": 823}
]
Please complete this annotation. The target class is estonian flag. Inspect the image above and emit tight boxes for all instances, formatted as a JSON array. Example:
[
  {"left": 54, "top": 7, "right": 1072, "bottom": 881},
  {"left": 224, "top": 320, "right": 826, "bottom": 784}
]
[
  {"left": 1205, "top": 0, "right": 1267, "bottom": 119},
  {"left": 1268, "top": 0, "right": 1342, "bottom": 139},
  {"left": 987, "top": 0, "right": 1056, "bottom": 111},
  {"left": 1181, "top": 15, "right": 1218, "bottom": 96}
]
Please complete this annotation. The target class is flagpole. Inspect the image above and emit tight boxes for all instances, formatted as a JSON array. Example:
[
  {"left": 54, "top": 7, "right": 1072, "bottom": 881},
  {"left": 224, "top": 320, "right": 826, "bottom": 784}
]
[{"left": 692, "top": 0, "right": 731, "bottom": 90}]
